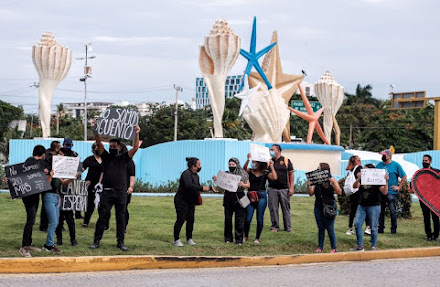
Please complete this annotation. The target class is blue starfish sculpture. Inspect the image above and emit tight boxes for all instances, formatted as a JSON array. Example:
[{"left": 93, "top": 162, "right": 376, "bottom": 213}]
[{"left": 239, "top": 17, "right": 277, "bottom": 91}]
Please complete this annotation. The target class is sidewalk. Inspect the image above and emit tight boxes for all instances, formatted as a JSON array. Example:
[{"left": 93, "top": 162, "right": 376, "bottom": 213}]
[{"left": 1, "top": 247, "right": 440, "bottom": 273}]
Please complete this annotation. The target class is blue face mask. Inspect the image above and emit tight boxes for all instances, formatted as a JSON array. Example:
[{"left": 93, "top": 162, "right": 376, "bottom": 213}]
[
  {"left": 270, "top": 151, "right": 276, "bottom": 158},
  {"left": 250, "top": 162, "right": 257, "bottom": 170}
]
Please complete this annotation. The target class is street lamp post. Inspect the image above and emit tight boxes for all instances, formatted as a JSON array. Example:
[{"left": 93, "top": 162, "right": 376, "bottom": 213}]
[
  {"left": 173, "top": 85, "right": 183, "bottom": 141},
  {"left": 77, "top": 43, "right": 96, "bottom": 141}
]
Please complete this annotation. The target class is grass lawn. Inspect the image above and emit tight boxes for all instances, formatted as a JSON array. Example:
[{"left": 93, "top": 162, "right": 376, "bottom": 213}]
[{"left": 0, "top": 193, "right": 438, "bottom": 257}]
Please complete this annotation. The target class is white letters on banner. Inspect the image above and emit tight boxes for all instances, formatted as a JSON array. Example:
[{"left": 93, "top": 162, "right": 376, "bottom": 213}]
[
  {"left": 52, "top": 156, "right": 80, "bottom": 179},
  {"left": 361, "top": 169, "right": 386, "bottom": 185},
  {"left": 249, "top": 143, "right": 271, "bottom": 163},
  {"left": 215, "top": 170, "right": 242, "bottom": 192}
]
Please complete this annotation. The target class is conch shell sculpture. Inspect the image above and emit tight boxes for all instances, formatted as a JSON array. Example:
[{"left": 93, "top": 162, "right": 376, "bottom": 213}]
[
  {"left": 32, "top": 32, "right": 72, "bottom": 138},
  {"left": 199, "top": 19, "right": 240, "bottom": 138},
  {"left": 314, "top": 71, "right": 344, "bottom": 145},
  {"left": 242, "top": 85, "right": 290, "bottom": 143}
]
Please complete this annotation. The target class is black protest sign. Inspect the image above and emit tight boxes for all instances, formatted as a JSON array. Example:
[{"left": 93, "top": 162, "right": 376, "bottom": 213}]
[
  {"left": 60, "top": 179, "right": 88, "bottom": 212},
  {"left": 306, "top": 168, "right": 331, "bottom": 185},
  {"left": 93, "top": 108, "right": 139, "bottom": 140},
  {"left": 4, "top": 162, "right": 52, "bottom": 199}
]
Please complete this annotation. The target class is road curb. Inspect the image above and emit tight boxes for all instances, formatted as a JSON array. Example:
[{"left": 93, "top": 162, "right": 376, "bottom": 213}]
[{"left": 1, "top": 247, "right": 440, "bottom": 273}]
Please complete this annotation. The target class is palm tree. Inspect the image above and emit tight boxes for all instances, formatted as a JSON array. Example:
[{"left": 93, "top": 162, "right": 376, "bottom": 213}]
[{"left": 56, "top": 103, "right": 65, "bottom": 135}]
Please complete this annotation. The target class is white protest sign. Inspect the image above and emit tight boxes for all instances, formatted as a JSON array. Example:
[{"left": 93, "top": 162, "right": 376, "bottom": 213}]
[
  {"left": 215, "top": 170, "right": 242, "bottom": 192},
  {"left": 249, "top": 143, "right": 271, "bottom": 163},
  {"left": 52, "top": 156, "right": 80, "bottom": 179},
  {"left": 361, "top": 169, "right": 386, "bottom": 185}
]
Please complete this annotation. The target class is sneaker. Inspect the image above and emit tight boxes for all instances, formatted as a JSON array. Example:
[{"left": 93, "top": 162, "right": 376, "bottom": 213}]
[
  {"left": 270, "top": 229, "right": 278, "bottom": 232},
  {"left": 173, "top": 239, "right": 184, "bottom": 247},
  {"left": 434, "top": 237, "right": 439, "bottom": 243},
  {"left": 237, "top": 243, "right": 242, "bottom": 246},
  {"left": 116, "top": 242, "right": 128, "bottom": 252},
  {"left": 391, "top": 230, "right": 397, "bottom": 234},
  {"left": 89, "top": 241, "right": 100, "bottom": 249},
  {"left": 82, "top": 224, "right": 88, "bottom": 228},
  {"left": 56, "top": 240, "right": 63, "bottom": 246},
  {"left": 43, "top": 244, "right": 60, "bottom": 253},
  {"left": 350, "top": 245, "right": 365, "bottom": 252},
  {"left": 287, "top": 230, "right": 294, "bottom": 234},
  {"left": 26, "top": 245, "right": 41, "bottom": 252},
  {"left": 71, "top": 240, "right": 78, "bottom": 246},
  {"left": 371, "top": 246, "right": 377, "bottom": 251},
  {"left": 186, "top": 239, "right": 196, "bottom": 246},
  {"left": 254, "top": 239, "right": 260, "bottom": 245},
  {"left": 314, "top": 248, "right": 322, "bottom": 253},
  {"left": 19, "top": 247, "right": 31, "bottom": 257},
  {"left": 346, "top": 228, "right": 355, "bottom": 235},
  {"left": 364, "top": 227, "right": 371, "bottom": 235},
  {"left": 330, "top": 249, "right": 337, "bottom": 254}
]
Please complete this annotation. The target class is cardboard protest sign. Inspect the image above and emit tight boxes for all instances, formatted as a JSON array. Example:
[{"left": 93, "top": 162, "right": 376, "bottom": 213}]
[
  {"left": 60, "top": 179, "right": 88, "bottom": 211},
  {"left": 4, "top": 162, "right": 52, "bottom": 199},
  {"left": 94, "top": 108, "right": 140, "bottom": 140},
  {"left": 306, "top": 169, "right": 331, "bottom": 185},
  {"left": 249, "top": 143, "right": 271, "bottom": 163},
  {"left": 214, "top": 170, "right": 242, "bottom": 192},
  {"left": 52, "top": 155, "right": 80, "bottom": 179},
  {"left": 361, "top": 169, "right": 386, "bottom": 185}
]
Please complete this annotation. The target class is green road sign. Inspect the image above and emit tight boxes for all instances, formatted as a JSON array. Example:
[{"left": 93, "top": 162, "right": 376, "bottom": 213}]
[{"left": 291, "top": 100, "right": 322, "bottom": 113}]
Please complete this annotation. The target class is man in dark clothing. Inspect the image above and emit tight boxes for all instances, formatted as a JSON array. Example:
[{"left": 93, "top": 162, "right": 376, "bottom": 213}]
[
  {"left": 125, "top": 159, "right": 135, "bottom": 232},
  {"left": 63, "top": 137, "right": 82, "bottom": 219},
  {"left": 89, "top": 125, "right": 140, "bottom": 252}
]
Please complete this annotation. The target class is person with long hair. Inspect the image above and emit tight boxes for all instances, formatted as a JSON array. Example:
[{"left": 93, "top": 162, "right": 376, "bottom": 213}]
[
  {"left": 242, "top": 153, "right": 277, "bottom": 244},
  {"left": 307, "top": 163, "right": 342, "bottom": 253},
  {"left": 173, "top": 157, "right": 209, "bottom": 247}
]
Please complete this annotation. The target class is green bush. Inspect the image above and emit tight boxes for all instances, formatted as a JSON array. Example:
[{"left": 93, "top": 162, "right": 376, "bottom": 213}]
[{"left": 337, "top": 178, "right": 412, "bottom": 219}]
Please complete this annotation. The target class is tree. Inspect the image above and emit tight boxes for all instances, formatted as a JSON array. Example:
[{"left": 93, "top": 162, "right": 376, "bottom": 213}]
[
  {"left": 0, "top": 101, "right": 24, "bottom": 158},
  {"left": 344, "top": 84, "right": 381, "bottom": 107}
]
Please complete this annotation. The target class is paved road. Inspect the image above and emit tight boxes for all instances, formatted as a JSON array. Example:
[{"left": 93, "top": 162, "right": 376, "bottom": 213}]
[{"left": 1, "top": 257, "right": 439, "bottom": 287}]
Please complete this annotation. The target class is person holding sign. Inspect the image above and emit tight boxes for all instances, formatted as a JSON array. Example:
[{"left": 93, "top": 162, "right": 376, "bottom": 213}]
[
  {"left": 267, "top": 144, "right": 295, "bottom": 233},
  {"left": 306, "top": 163, "right": 342, "bottom": 253},
  {"left": 89, "top": 123, "right": 141, "bottom": 252},
  {"left": 243, "top": 153, "right": 277, "bottom": 244},
  {"left": 350, "top": 164, "right": 388, "bottom": 251},
  {"left": 173, "top": 157, "right": 210, "bottom": 247},
  {"left": 212, "top": 157, "right": 250, "bottom": 245}
]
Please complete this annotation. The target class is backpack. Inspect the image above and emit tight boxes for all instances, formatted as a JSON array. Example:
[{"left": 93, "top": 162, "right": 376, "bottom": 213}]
[{"left": 344, "top": 165, "right": 359, "bottom": 196}]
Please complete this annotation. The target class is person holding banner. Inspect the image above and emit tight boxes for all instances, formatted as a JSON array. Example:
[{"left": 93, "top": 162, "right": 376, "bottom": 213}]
[
  {"left": 243, "top": 153, "right": 277, "bottom": 244},
  {"left": 173, "top": 157, "right": 210, "bottom": 247},
  {"left": 89, "top": 124, "right": 141, "bottom": 252},
  {"left": 351, "top": 164, "right": 388, "bottom": 251},
  {"left": 307, "top": 163, "right": 342, "bottom": 253}
]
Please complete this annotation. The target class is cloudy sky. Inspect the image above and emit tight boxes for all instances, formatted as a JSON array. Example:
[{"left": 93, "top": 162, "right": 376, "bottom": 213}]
[{"left": 0, "top": 0, "right": 439, "bottom": 114}]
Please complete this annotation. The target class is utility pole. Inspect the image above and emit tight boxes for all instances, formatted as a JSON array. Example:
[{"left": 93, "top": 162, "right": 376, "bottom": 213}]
[
  {"left": 76, "top": 43, "right": 96, "bottom": 141},
  {"left": 29, "top": 82, "right": 39, "bottom": 138},
  {"left": 173, "top": 85, "right": 183, "bottom": 141}
]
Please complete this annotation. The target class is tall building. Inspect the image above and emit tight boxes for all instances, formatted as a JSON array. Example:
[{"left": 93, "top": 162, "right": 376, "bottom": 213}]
[{"left": 195, "top": 75, "right": 243, "bottom": 109}]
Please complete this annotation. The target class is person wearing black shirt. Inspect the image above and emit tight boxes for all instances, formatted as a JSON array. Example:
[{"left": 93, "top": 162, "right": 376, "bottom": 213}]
[
  {"left": 82, "top": 142, "right": 103, "bottom": 228},
  {"left": 267, "top": 144, "right": 295, "bottom": 232},
  {"left": 125, "top": 159, "right": 135, "bottom": 232},
  {"left": 307, "top": 163, "right": 342, "bottom": 253},
  {"left": 173, "top": 157, "right": 209, "bottom": 247},
  {"left": 63, "top": 137, "right": 82, "bottom": 220},
  {"left": 89, "top": 125, "right": 140, "bottom": 252},
  {"left": 351, "top": 164, "right": 388, "bottom": 251}
]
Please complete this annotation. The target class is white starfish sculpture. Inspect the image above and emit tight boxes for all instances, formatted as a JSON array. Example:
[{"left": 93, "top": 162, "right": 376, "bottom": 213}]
[{"left": 234, "top": 75, "right": 260, "bottom": 117}]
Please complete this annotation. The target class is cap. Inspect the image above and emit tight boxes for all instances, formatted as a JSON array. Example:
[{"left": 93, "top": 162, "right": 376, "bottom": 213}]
[
  {"left": 380, "top": 149, "right": 392, "bottom": 158},
  {"left": 63, "top": 137, "right": 73, "bottom": 146}
]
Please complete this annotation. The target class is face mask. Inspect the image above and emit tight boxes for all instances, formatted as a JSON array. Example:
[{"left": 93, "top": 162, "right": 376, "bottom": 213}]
[
  {"left": 229, "top": 166, "right": 236, "bottom": 173},
  {"left": 197, "top": 167, "right": 202, "bottom": 173},
  {"left": 94, "top": 150, "right": 99, "bottom": 155},
  {"left": 270, "top": 151, "right": 276, "bottom": 158},
  {"left": 109, "top": 148, "right": 119, "bottom": 156},
  {"left": 382, "top": 155, "right": 387, "bottom": 162},
  {"left": 422, "top": 162, "right": 430, "bottom": 169},
  {"left": 250, "top": 163, "right": 257, "bottom": 170}
]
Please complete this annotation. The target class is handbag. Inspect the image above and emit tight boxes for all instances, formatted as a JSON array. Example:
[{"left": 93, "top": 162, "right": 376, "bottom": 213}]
[
  {"left": 248, "top": 191, "right": 259, "bottom": 203},
  {"left": 195, "top": 192, "right": 202, "bottom": 205},
  {"left": 237, "top": 191, "right": 250, "bottom": 208},
  {"left": 323, "top": 203, "right": 337, "bottom": 218}
]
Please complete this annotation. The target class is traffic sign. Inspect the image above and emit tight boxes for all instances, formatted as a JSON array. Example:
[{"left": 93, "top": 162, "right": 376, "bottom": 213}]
[{"left": 291, "top": 100, "right": 322, "bottom": 113}]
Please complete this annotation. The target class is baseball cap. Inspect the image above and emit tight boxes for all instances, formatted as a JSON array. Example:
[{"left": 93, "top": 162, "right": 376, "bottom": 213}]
[
  {"left": 63, "top": 137, "right": 73, "bottom": 146},
  {"left": 380, "top": 149, "right": 392, "bottom": 158}
]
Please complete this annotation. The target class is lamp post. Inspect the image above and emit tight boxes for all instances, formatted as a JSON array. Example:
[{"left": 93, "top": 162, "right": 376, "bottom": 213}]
[
  {"left": 76, "top": 43, "right": 96, "bottom": 141},
  {"left": 173, "top": 85, "right": 183, "bottom": 141}
]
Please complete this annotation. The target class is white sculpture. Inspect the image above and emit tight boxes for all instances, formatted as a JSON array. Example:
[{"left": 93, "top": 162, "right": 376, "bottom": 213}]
[
  {"left": 234, "top": 75, "right": 260, "bottom": 117},
  {"left": 314, "top": 71, "right": 344, "bottom": 145},
  {"left": 32, "top": 32, "right": 72, "bottom": 138},
  {"left": 199, "top": 19, "right": 240, "bottom": 138}
]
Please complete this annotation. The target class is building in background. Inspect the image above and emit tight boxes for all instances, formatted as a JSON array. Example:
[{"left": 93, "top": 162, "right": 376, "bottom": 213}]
[{"left": 195, "top": 75, "right": 243, "bottom": 109}]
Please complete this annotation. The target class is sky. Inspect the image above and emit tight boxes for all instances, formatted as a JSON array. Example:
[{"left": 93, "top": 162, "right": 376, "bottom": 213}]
[{"left": 0, "top": 0, "right": 439, "bottom": 114}]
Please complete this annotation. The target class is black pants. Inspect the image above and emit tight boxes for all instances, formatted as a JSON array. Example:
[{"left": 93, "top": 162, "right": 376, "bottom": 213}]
[
  {"left": 224, "top": 196, "right": 245, "bottom": 244},
  {"left": 420, "top": 201, "right": 439, "bottom": 239},
  {"left": 22, "top": 194, "right": 40, "bottom": 247},
  {"left": 83, "top": 188, "right": 96, "bottom": 226},
  {"left": 348, "top": 192, "right": 360, "bottom": 228},
  {"left": 173, "top": 198, "right": 195, "bottom": 241},
  {"left": 39, "top": 193, "right": 48, "bottom": 231},
  {"left": 94, "top": 189, "right": 127, "bottom": 244},
  {"left": 125, "top": 193, "right": 132, "bottom": 229},
  {"left": 56, "top": 210, "right": 76, "bottom": 243}
]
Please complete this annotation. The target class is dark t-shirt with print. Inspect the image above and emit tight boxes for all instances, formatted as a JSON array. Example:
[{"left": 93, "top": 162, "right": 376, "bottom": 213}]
[
  {"left": 101, "top": 150, "right": 131, "bottom": 190},
  {"left": 356, "top": 170, "right": 382, "bottom": 206},
  {"left": 268, "top": 156, "right": 294, "bottom": 189}
]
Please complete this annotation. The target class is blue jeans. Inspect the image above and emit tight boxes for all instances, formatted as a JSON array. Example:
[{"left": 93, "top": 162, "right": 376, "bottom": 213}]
[
  {"left": 355, "top": 205, "right": 381, "bottom": 247},
  {"left": 379, "top": 194, "right": 397, "bottom": 232},
  {"left": 314, "top": 203, "right": 337, "bottom": 250},
  {"left": 43, "top": 193, "right": 59, "bottom": 247},
  {"left": 244, "top": 191, "right": 268, "bottom": 239}
]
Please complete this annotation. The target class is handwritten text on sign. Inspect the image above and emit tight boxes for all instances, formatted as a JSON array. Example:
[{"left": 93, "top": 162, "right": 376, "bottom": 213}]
[
  {"left": 249, "top": 144, "right": 271, "bottom": 163},
  {"left": 361, "top": 169, "right": 386, "bottom": 185},
  {"left": 94, "top": 108, "right": 139, "bottom": 140},
  {"left": 52, "top": 156, "right": 80, "bottom": 179},
  {"left": 215, "top": 171, "right": 242, "bottom": 192},
  {"left": 5, "top": 162, "right": 52, "bottom": 199},
  {"left": 306, "top": 169, "right": 331, "bottom": 185},
  {"left": 60, "top": 179, "right": 88, "bottom": 211}
]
